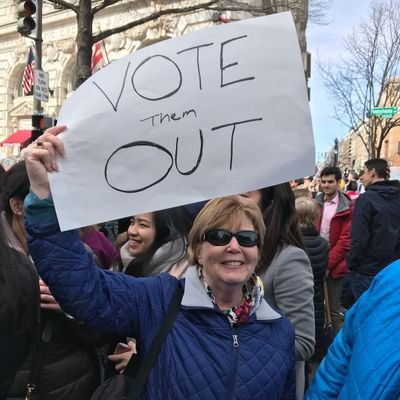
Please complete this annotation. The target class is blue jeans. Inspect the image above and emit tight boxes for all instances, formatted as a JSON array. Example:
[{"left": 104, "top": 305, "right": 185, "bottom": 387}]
[{"left": 348, "top": 271, "right": 374, "bottom": 299}]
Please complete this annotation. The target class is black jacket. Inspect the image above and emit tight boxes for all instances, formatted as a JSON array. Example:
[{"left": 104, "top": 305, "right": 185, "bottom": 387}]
[
  {"left": 346, "top": 180, "right": 400, "bottom": 276},
  {"left": 6, "top": 311, "right": 100, "bottom": 400},
  {"left": 301, "top": 227, "right": 328, "bottom": 361}
]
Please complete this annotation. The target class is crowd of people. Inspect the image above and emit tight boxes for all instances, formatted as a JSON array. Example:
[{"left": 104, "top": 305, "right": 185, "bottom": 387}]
[{"left": 1, "top": 124, "right": 400, "bottom": 399}]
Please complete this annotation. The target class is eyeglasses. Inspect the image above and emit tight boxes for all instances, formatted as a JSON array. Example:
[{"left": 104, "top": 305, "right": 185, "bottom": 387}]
[{"left": 202, "top": 229, "right": 259, "bottom": 247}]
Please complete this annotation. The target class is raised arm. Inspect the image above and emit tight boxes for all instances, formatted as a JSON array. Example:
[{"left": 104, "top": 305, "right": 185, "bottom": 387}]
[
  {"left": 22, "top": 125, "right": 66, "bottom": 199},
  {"left": 23, "top": 128, "right": 177, "bottom": 339}
]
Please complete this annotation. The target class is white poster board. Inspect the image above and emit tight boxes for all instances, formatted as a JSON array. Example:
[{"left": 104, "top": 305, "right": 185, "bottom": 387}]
[{"left": 52, "top": 12, "right": 315, "bottom": 231}]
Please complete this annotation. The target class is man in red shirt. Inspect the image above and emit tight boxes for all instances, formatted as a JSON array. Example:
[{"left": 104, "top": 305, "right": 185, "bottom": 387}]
[{"left": 315, "top": 166, "right": 352, "bottom": 333}]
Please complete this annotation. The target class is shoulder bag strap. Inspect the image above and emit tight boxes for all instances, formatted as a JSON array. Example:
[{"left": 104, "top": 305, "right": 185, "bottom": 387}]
[
  {"left": 323, "top": 277, "right": 333, "bottom": 327},
  {"left": 124, "top": 283, "right": 183, "bottom": 398}
]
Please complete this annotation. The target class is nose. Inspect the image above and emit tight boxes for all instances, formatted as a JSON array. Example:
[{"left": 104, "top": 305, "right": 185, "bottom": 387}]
[
  {"left": 226, "top": 236, "right": 241, "bottom": 252},
  {"left": 128, "top": 223, "right": 138, "bottom": 236}
]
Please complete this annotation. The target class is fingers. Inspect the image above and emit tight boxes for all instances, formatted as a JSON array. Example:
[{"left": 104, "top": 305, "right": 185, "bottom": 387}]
[
  {"left": 34, "top": 141, "right": 58, "bottom": 172},
  {"left": 23, "top": 125, "right": 67, "bottom": 170},
  {"left": 39, "top": 281, "right": 52, "bottom": 296},
  {"left": 40, "top": 125, "right": 66, "bottom": 157},
  {"left": 127, "top": 339, "right": 136, "bottom": 352},
  {"left": 34, "top": 125, "right": 67, "bottom": 171},
  {"left": 108, "top": 348, "right": 136, "bottom": 372},
  {"left": 40, "top": 302, "right": 63, "bottom": 312},
  {"left": 39, "top": 279, "right": 62, "bottom": 312}
]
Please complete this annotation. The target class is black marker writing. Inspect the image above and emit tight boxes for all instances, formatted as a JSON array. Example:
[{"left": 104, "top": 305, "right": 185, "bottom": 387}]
[
  {"left": 92, "top": 34, "right": 255, "bottom": 110},
  {"left": 175, "top": 129, "right": 204, "bottom": 175},
  {"left": 140, "top": 109, "right": 197, "bottom": 127},
  {"left": 212, "top": 118, "right": 263, "bottom": 169},
  {"left": 220, "top": 35, "right": 255, "bottom": 88},
  {"left": 104, "top": 141, "right": 173, "bottom": 193},
  {"left": 177, "top": 42, "right": 214, "bottom": 90},
  {"left": 92, "top": 62, "right": 131, "bottom": 112},
  {"left": 131, "top": 55, "right": 182, "bottom": 101}
]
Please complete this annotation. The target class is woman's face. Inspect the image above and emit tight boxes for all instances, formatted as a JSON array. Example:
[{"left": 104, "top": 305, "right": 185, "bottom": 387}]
[
  {"left": 127, "top": 213, "right": 156, "bottom": 257},
  {"left": 196, "top": 215, "right": 259, "bottom": 293}
]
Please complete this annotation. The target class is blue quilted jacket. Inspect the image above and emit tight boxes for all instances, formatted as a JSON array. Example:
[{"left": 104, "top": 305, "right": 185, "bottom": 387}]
[
  {"left": 24, "top": 194, "right": 296, "bottom": 400},
  {"left": 305, "top": 259, "right": 400, "bottom": 399}
]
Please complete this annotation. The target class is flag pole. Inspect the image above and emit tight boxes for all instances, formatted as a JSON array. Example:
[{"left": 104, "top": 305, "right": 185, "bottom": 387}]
[
  {"left": 101, "top": 39, "right": 110, "bottom": 64},
  {"left": 32, "top": 0, "right": 43, "bottom": 141},
  {"left": 95, "top": 24, "right": 110, "bottom": 65}
]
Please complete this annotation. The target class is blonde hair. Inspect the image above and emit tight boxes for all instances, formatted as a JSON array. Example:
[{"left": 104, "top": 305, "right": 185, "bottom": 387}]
[
  {"left": 295, "top": 197, "right": 319, "bottom": 230},
  {"left": 187, "top": 195, "right": 265, "bottom": 265},
  {"left": 293, "top": 187, "right": 312, "bottom": 199}
]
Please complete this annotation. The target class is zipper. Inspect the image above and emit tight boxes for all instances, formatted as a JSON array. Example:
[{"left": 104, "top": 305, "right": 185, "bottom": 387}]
[
  {"left": 225, "top": 325, "right": 240, "bottom": 400},
  {"left": 25, "top": 383, "right": 36, "bottom": 400},
  {"left": 232, "top": 333, "right": 239, "bottom": 348}
]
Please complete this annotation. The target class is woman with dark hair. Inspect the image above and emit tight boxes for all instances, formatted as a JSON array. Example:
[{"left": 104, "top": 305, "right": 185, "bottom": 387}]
[
  {"left": 119, "top": 206, "right": 192, "bottom": 278},
  {"left": 0, "top": 223, "right": 40, "bottom": 399},
  {"left": 243, "top": 183, "right": 315, "bottom": 399},
  {"left": 1, "top": 161, "right": 100, "bottom": 400}
]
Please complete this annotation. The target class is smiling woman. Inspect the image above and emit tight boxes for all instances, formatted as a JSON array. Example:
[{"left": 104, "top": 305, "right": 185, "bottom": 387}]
[
  {"left": 187, "top": 197, "right": 264, "bottom": 310},
  {"left": 118, "top": 206, "right": 193, "bottom": 278},
  {"left": 21, "top": 127, "right": 296, "bottom": 399}
]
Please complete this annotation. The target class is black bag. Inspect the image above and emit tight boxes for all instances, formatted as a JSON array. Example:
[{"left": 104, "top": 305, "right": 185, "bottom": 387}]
[
  {"left": 90, "top": 285, "right": 183, "bottom": 400},
  {"left": 89, "top": 373, "right": 135, "bottom": 400}
]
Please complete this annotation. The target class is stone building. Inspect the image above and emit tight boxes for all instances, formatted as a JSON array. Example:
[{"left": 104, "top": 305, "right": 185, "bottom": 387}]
[
  {"left": 337, "top": 127, "right": 369, "bottom": 175},
  {"left": 0, "top": 0, "right": 309, "bottom": 159}
]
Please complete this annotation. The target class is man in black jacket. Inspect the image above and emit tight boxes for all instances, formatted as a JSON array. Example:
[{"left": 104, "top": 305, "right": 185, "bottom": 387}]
[{"left": 346, "top": 158, "right": 400, "bottom": 298}]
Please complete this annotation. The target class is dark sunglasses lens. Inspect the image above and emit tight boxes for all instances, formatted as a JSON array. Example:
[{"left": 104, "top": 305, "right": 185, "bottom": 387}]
[
  {"left": 206, "top": 230, "right": 232, "bottom": 245},
  {"left": 204, "top": 230, "right": 258, "bottom": 247},
  {"left": 236, "top": 231, "right": 259, "bottom": 247}
]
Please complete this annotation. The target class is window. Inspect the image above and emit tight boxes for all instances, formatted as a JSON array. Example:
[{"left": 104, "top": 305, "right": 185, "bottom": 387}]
[{"left": 14, "top": 69, "right": 27, "bottom": 98}]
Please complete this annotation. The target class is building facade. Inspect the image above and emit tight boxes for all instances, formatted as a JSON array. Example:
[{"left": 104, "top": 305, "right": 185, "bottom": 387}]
[{"left": 0, "top": 0, "right": 309, "bottom": 159}]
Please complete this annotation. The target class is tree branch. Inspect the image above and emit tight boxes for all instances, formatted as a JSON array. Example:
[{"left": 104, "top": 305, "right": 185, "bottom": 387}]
[
  {"left": 93, "top": 0, "right": 124, "bottom": 15},
  {"left": 93, "top": 0, "right": 221, "bottom": 43},
  {"left": 45, "top": 0, "right": 78, "bottom": 13}
]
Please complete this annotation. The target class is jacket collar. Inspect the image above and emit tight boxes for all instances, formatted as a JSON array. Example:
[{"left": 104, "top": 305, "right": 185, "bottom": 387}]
[
  {"left": 181, "top": 266, "right": 281, "bottom": 321},
  {"left": 316, "top": 191, "right": 351, "bottom": 214}
]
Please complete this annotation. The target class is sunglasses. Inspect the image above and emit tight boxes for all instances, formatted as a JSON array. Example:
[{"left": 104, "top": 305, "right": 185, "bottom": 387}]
[{"left": 202, "top": 229, "right": 259, "bottom": 247}]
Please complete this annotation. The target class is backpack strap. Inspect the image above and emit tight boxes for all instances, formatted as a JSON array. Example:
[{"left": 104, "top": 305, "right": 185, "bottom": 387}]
[{"left": 124, "top": 283, "right": 183, "bottom": 398}]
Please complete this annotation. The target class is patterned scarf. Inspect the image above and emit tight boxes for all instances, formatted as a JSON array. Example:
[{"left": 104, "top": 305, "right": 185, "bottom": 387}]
[{"left": 198, "top": 267, "right": 264, "bottom": 326}]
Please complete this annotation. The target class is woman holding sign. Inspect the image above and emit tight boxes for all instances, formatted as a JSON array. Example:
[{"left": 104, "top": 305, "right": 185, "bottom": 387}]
[{"left": 21, "top": 126, "right": 296, "bottom": 399}]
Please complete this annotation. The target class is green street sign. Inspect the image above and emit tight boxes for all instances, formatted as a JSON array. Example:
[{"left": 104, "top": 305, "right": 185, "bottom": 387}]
[{"left": 371, "top": 106, "right": 399, "bottom": 117}]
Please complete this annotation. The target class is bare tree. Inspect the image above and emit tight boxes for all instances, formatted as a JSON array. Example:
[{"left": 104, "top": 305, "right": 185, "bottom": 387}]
[
  {"left": 43, "top": 0, "right": 324, "bottom": 88},
  {"left": 319, "top": 0, "right": 400, "bottom": 158}
]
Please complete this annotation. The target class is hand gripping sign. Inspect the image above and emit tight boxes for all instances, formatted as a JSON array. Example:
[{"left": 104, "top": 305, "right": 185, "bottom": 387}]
[{"left": 51, "top": 12, "right": 314, "bottom": 231}]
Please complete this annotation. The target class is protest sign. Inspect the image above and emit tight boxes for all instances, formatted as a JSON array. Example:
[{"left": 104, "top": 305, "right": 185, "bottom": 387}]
[{"left": 52, "top": 11, "right": 314, "bottom": 231}]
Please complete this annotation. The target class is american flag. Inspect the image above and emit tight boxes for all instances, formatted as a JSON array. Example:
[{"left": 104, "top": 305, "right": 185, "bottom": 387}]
[
  {"left": 91, "top": 41, "right": 104, "bottom": 73},
  {"left": 22, "top": 48, "right": 35, "bottom": 96}
]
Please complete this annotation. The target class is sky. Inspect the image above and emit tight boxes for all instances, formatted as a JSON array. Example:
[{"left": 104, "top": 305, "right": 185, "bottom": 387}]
[{"left": 306, "top": 0, "right": 372, "bottom": 160}]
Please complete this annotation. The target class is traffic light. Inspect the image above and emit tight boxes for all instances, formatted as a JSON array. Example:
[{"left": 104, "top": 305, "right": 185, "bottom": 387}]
[
  {"left": 31, "top": 114, "right": 43, "bottom": 141},
  {"left": 17, "top": 0, "right": 36, "bottom": 37}
]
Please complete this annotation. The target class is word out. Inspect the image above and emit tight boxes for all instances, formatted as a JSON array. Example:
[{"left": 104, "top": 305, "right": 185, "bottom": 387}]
[{"left": 104, "top": 118, "right": 262, "bottom": 193}]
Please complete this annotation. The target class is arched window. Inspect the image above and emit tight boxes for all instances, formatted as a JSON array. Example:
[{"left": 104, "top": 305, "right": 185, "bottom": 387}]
[
  {"left": 14, "top": 69, "right": 28, "bottom": 98},
  {"left": 66, "top": 65, "right": 78, "bottom": 94}
]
